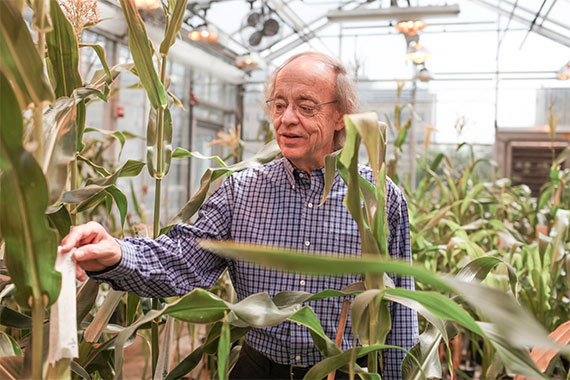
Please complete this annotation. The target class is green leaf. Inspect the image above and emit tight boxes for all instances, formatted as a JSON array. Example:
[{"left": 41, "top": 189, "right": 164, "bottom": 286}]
[
  {"left": 385, "top": 288, "right": 484, "bottom": 336},
  {"left": 401, "top": 324, "right": 443, "bottom": 380},
  {"left": 79, "top": 43, "right": 112, "bottom": 79},
  {"left": 447, "top": 279, "right": 565, "bottom": 351},
  {"left": 146, "top": 107, "right": 173, "bottom": 179},
  {"left": 46, "top": 204, "right": 72, "bottom": 240},
  {"left": 118, "top": 0, "right": 167, "bottom": 109},
  {"left": 159, "top": 0, "right": 188, "bottom": 56},
  {"left": 164, "top": 289, "right": 228, "bottom": 323},
  {"left": 0, "top": 306, "right": 32, "bottom": 329},
  {"left": 70, "top": 360, "right": 92, "bottom": 380},
  {"left": 304, "top": 344, "right": 411, "bottom": 380},
  {"left": 217, "top": 318, "right": 230, "bottom": 380},
  {"left": 289, "top": 306, "right": 341, "bottom": 358},
  {"left": 76, "top": 99, "right": 86, "bottom": 152},
  {"left": 460, "top": 183, "right": 486, "bottom": 216},
  {"left": 166, "top": 324, "right": 249, "bottom": 380},
  {"left": 171, "top": 140, "right": 281, "bottom": 223},
  {"left": 478, "top": 322, "right": 550, "bottom": 380},
  {"left": 456, "top": 256, "right": 518, "bottom": 297},
  {"left": 320, "top": 151, "right": 340, "bottom": 206},
  {"left": 226, "top": 293, "right": 301, "bottom": 328},
  {"left": 84, "top": 290, "right": 125, "bottom": 343},
  {"left": 104, "top": 185, "right": 128, "bottom": 232},
  {"left": 202, "top": 241, "right": 456, "bottom": 293},
  {"left": 42, "top": 96, "right": 77, "bottom": 204},
  {"left": 0, "top": 72, "right": 60, "bottom": 308},
  {"left": 61, "top": 160, "right": 145, "bottom": 205},
  {"left": 76, "top": 279, "right": 99, "bottom": 325},
  {"left": 46, "top": 0, "right": 82, "bottom": 98},
  {"left": 0, "top": 0, "right": 54, "bottom": 108},
  {"left": 172, "top": 148, "right": 228, "bottom": 167}
]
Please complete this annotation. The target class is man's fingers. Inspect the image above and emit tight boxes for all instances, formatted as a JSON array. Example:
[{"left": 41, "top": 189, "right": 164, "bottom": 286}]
[
  {"left": 73, "top": 243, "right": 109, "bottom": 262},
  {"left": 76, "top": 264, "right": 86, "bottom": 281},
  {"left": 59, "top": 222, "right": 102, "bottom": 252}
]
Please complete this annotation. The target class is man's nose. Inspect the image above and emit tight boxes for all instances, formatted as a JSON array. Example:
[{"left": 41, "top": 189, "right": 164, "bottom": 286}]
[{"left": 280, "top": 103, "right": 299, "bottom": 124}]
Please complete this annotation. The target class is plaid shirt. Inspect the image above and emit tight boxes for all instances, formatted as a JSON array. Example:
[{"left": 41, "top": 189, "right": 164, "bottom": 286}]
[{"left": 92, "top": 157, "right": 418, "bottom": 379}]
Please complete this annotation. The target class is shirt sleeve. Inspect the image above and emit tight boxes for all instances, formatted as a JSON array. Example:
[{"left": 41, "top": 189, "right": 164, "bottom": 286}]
[
  {"left": 88, "top": 176, "right": 235, "bottom": 298},
  {"left": 383, "top": 183, "right": 419, "bottom": 379}
]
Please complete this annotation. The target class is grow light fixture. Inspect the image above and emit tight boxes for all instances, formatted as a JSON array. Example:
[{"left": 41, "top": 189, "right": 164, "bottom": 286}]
[
  {"left": 406, "top": 43, "right": 429, "bottom": 64},
  {"left": 236, "top": 53, "right": 260, "bottom": 71},
  {"left": 189, "top": 24, "right": 219, "bottom": 43},
  {"left": 557, "top": 61, "right": 570, "bottom": 80},
  {"left": 327, "top": 5, "right": 459, "bottom": 23},
  {"left": 415, "top": 65, "right": 433, "bottom": 82},
  {"left": 395, "top": 20, "right": 426, "bottom": 36},
  {"left": 134, "top": 0, "right": 160, "bottom": 9}
]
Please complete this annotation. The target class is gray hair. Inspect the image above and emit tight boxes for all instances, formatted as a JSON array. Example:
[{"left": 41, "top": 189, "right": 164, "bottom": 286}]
[{"left": 264, "top": 52, "right": 360, "bottom": 150}]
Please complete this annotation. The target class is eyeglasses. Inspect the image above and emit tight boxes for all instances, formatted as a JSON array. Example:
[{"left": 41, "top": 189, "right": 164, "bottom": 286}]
[{"left": 266, "top": 98, "right": 338, "bottom": 118}]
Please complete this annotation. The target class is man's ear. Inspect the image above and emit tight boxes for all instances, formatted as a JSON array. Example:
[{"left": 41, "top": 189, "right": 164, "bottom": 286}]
[{"left": 334, "top": 111, "right": 344, "bottom": 131}]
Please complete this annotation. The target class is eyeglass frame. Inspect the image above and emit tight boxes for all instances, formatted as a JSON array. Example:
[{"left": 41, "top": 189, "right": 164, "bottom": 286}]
[{"left": 265, "top": 97, "right": 338, "bottom": 118}]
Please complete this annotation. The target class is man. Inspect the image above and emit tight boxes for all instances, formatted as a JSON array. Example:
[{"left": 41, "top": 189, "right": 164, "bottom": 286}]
[{"left": 60, "top": 52, "right": 418, "bottom": 379}]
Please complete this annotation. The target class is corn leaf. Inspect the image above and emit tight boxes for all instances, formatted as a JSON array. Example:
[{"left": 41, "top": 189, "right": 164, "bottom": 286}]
[
  {"left": 226, "top": 292, "right": 301, "bottom": 328},
  {"left": 304, "top": 344, "right": 410, "bottom": 380},
  {"left": 104, "top": 185, "right": 128, "bottom": 232},
  {"left": 320, "top": 150, "right": 340, "bottom": 206},
  {"left": 42, "top": 96, "right": 77, "bottom": 204},
  {"left": 159, "top": 0, "right": 188, "bottom": 56},
  {"left": 171, "top": 140, "right": 281, "bottom": 223},
  {"left": 154, "top": 316, "right": 175, "bottom": 380},
  {"left": 146, "top": 106, "right": 173, "bottom": 179},
  {"left": 172, "top": 148, "right": 228, "bottom": 168},
  {"left": 84, "top": 290, "right": 125, "bottom": 343},
  {"left": 386, "top": 288, "right": 484, "bottom": 336},
  {"left": 46, "top": 204, "right": 72, "bottom": 240},
  {"left": 401, "top": 324, "right": 444, "bottom": 380},
  {"left": 118, "top": 0, "right": 166, "bottom": 109},
  {"left": 0, "top": 0, "right": 54, "bottom": 108},
  {"left": 46, "top": 0, "right": 82, "bottom": 98},
  {"left": 166, "top": 324, "right": 249, "bottom": 380},
  {"left": 217, "top": 318, "right": 230, "bottom": 380},
  {"left": 456, "top": 256, "right": 518, "bottom": 297},
  {"left": 76, "top": 279, "right": 99, "bottom": 325},
  {"left": 0, "top": 306, "right": 32, "bottom": 329},
  {"left": 79, "top": 43, "right": 112, "bottom": 79},
  {"left": 478, "top": 322, "right": 550, "bottom": 380},
  {"left": 447, "top": 279, "right": 567, "bottom": 352},
  {"left": 288, "top": 306, "right": 341, "bottom": 358},
  {"left": 201, "top": 241, "right": 455, "bottom": 293},
  {"left": 0, "top": 72, "right": 60, "bottom": 308}
]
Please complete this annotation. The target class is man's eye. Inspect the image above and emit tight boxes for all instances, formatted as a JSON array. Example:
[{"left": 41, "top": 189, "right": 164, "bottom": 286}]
[
  {"left": 299, "top": 104, "right": 315, "bottom": 113},
  {"left": 274, "top": 102, "right": 286, "bottom": 111}
]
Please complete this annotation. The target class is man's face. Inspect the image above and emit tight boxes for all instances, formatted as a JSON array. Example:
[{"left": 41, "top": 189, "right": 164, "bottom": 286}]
[{"left": 270, "top": 57, "right": 343, "bottom": 173}]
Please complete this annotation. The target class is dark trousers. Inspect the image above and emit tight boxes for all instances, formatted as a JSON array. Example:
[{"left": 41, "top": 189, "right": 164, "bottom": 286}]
[{"left": 229, "top": 343, "right": 368, "bottom": 380}]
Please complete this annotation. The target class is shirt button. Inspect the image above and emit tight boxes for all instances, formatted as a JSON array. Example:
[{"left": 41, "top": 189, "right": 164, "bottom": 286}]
[
  {"left": 295, "top": 355, "right": 301, "bottom": 361},
  {"left": 304, "top": 241, "right": 310, "bottom": 246},
  {"left": 300, "top": 280, "right": 306, "bottom": 286},
  {"left": 299, "top": 173, "right": 304, "bottom": 178},
  {"left": 307, "top": 202, "right": 313, "bottom": 208},
  {"left": 296, "top": 322, "right": 302, "bottom": 326}
]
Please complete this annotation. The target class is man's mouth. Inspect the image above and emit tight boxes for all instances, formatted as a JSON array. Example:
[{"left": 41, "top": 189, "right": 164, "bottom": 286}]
[{"left": 281, "top": 133, "right": 302, "bottom": 139}]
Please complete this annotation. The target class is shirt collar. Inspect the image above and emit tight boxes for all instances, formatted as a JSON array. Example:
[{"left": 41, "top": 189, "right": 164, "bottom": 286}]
[
  {"left": 282, "top": 158, "right": 327, "bottom": 189},
  {"left": 282, "top": 158, "right": 297, "bottom": 189}
]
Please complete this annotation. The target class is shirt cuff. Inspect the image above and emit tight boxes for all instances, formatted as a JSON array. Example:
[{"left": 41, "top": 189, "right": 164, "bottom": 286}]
[{"left": 86, "top": 239, "right": 137, "bottom": 288}]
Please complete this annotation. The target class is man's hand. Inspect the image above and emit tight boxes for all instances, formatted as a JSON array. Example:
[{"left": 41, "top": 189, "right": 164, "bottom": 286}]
[{"left": 59, "top": 221, "right": 122, "bottom": 281}]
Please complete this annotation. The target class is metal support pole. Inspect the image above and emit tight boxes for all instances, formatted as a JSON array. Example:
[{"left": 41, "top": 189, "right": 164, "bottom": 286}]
[{"left": 409, "top": 64, "right": 418, "bottom": 190}]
